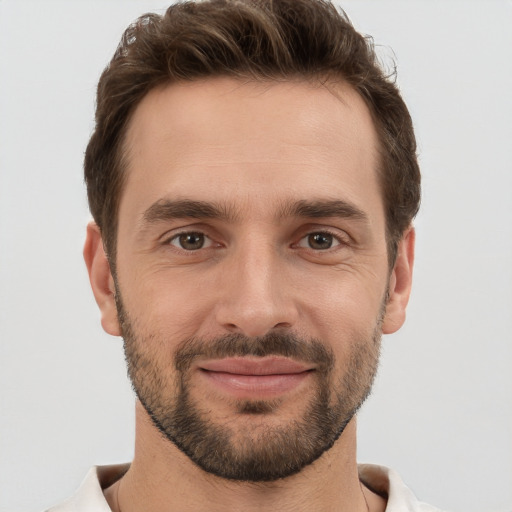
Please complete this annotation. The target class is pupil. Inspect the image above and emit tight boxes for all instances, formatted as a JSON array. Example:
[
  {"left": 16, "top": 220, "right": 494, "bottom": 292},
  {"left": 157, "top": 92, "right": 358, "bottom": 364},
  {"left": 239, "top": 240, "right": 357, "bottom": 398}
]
[
  {"left": 309, "top": 233, "right": 332, "bottom": 250},
  {"left": 180, "top": 233, "right": 204, "bottom": 250}
]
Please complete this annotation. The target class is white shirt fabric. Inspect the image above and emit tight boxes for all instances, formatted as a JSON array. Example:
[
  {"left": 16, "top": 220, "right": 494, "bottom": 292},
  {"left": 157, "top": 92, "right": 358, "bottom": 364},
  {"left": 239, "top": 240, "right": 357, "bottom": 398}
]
[{"left": 46, "top": 463, "right": 445, "bottom": 511}]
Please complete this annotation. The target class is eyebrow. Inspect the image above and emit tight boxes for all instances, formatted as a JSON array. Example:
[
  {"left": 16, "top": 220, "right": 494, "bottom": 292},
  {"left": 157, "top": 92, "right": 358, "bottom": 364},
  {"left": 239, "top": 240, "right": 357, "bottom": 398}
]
[
  {"left": 142, "top": 199, "right": 238, "bottom": 224},
  {"left": 141, "top": 198, "right": 368, "bottom": 226},
  {"left": 277, "top": 199, "right": 368, "bottom": 222}
]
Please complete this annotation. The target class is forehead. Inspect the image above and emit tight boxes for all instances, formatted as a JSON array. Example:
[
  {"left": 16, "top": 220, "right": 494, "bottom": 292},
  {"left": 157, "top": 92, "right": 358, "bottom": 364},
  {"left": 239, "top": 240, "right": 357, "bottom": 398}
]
[{"left": 120, "top": 77, "right": 382, "bottom": 223}]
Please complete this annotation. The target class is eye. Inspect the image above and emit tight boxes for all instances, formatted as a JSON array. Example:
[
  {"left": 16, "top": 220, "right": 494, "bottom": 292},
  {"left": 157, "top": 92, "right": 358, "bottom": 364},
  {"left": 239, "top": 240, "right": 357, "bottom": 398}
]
[
  {"left": 168, "top": 232, "right": 213, "bottom": 251},
  {"left": 297, "top": 232, "right": 341, "bottom": 250}
]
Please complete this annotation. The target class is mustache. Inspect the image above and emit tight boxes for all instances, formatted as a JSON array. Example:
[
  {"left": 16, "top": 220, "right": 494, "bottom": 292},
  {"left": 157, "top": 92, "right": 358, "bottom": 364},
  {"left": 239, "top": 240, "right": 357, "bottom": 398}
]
[{"left": 174, "top": 332, "right": 335, "bottom": 373}]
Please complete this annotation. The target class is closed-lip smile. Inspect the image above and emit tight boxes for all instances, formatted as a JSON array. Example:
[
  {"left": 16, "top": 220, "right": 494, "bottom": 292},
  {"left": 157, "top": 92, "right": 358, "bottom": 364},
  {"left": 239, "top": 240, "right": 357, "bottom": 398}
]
[{"left": 196, "top": 356, "right": 314, "bottom": 398}]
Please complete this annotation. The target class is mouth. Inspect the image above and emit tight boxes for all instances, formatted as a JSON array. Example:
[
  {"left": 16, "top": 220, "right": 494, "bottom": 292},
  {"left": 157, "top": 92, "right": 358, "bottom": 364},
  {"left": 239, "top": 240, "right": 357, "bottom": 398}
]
[{"left": 197, "top": 356, "right": 315, "bottom": 399}]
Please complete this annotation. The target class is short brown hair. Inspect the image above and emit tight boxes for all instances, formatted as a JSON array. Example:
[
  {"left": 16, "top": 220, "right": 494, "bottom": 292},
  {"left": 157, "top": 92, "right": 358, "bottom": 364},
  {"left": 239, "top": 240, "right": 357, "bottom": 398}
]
[{"left": 85, "top": 0, "right": 420, "bottom": 269}]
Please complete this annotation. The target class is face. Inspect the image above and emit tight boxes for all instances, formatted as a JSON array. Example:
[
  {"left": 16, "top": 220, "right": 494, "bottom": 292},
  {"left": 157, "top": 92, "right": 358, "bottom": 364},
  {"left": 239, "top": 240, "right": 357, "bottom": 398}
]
[{"left": 86, "top": 78, "right": 414, "bottom": 481}]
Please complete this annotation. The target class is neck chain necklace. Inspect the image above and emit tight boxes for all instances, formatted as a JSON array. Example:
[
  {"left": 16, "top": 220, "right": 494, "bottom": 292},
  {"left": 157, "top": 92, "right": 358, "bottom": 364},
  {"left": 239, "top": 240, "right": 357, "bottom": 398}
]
[
  {"left": 114, "top": 481, "right": 122, "bottom": 512},
  {"left": 360, "top": 481, "right": 371, "bottom": 512}
]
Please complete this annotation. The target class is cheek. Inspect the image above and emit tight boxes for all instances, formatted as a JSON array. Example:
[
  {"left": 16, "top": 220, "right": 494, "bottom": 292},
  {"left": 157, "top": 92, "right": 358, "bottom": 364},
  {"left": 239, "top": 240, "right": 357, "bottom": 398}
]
[
  {"left": 120, "top": 266, "right": 216, "bottom": 342},
  {"left": 117, "top": 245, "right": 390, "bottom": 345},
  {"left": 294, "top": 266, "right": 387, "bottom": 341}
]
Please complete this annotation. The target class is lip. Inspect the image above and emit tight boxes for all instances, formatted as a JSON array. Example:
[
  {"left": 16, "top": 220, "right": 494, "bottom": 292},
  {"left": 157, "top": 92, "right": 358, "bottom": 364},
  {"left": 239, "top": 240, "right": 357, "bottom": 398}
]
[
  {"left": 199, "top": 356, "right": 312, "bottom": 375},
  {"left": 197, "top": 357, "right": 314, "bottom": 399}
]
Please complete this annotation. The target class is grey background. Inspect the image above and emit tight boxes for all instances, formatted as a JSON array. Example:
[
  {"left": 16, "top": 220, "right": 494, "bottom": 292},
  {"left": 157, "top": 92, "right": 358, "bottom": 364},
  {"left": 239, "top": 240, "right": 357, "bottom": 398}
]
[{"left": 0, "top": 1, "right": 511, "bottom": 511}]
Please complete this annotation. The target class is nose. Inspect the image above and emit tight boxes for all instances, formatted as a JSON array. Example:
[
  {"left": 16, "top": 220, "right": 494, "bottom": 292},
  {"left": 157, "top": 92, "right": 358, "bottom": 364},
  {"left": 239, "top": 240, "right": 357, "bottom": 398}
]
[{"left": 214, "top": 240, "right": 299, "bottom": 338}]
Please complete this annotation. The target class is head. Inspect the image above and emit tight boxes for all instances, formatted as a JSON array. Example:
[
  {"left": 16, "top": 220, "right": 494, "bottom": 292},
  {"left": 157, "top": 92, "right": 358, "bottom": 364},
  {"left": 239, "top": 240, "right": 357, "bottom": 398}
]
[
  {"left": 85, "top": 0, "right": 420, "bottom": 271},
  {"left": 84, "top": 0, "right": 419, "bottom": 483}
]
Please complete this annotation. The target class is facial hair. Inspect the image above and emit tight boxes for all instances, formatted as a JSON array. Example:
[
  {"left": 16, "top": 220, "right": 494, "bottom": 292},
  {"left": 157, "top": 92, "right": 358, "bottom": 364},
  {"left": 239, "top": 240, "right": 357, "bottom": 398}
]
[{"left": 117, "top": 293, "right": 383, "bottom": 482}]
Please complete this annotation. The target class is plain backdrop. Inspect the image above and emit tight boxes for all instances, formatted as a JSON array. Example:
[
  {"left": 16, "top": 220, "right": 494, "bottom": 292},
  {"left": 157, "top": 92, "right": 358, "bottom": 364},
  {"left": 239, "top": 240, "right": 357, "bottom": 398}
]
[{"left": 1, "top": 1, "right": 511, "bottom": 511}]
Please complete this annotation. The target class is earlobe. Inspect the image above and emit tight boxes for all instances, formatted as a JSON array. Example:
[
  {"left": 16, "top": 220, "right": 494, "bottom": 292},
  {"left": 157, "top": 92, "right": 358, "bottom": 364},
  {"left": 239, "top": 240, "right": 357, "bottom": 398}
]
[
  {"left": 83, "top": 222, "right": 121, "bottom": 337},
  {"left": 382, "top": 227, "right": 415, "bottom": 335}
]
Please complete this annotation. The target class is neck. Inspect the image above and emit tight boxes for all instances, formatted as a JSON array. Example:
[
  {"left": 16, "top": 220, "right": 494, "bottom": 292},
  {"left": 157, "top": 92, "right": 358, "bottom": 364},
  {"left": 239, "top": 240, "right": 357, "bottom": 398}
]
[{"left": 105, "top": 403, "right": 384, "bottom": 512}]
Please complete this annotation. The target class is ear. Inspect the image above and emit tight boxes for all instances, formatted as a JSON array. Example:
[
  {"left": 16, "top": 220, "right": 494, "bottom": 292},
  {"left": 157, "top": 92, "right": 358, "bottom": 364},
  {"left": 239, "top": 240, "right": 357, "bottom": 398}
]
[
  {"left": 382, "top": 227, "right": 415, "bottom": 335},
  {"left": 83, "top": 221, "right": 121, "bottom": 336}
]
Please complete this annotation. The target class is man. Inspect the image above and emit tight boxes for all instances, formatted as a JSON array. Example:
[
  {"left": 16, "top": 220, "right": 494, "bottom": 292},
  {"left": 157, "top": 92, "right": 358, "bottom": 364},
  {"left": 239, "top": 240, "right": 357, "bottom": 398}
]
[{"left": 49, "top": 0, "right": 440, "bottom": 510}]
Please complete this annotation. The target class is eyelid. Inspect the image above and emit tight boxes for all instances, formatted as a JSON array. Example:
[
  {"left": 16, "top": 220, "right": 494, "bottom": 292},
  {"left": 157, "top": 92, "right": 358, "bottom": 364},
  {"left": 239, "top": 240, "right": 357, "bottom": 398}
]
[
  {"left": 158, "top": 224, "right": 219, "bottom": 248},
  {"left": 294, "top": 227, "right": 351, "bottom": 249},
  {"left": 168, "top": 231, "right": 215, "bottom": 250},
  {"left": 157, "top": 223, "right": 212, "bottom": 242},
  {"left": 157, "top": 224, "right": 350, "bottom": 250}
]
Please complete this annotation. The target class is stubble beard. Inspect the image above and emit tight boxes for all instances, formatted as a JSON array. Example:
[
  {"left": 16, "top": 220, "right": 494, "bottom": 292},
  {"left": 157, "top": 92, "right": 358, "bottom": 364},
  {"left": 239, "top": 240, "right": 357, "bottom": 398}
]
[{"left": 116, "top": 293, "right": 383, "bottom": 482}]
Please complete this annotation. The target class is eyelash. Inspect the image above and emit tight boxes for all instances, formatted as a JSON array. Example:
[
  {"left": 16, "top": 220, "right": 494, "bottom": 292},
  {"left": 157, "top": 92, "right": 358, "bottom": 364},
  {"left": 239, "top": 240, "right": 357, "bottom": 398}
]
[
  {"left": 165, "top": 231, "right": 216, "bottom": 251},
  {"left": 294, "top": 230, "right": 348, "bottom": 251},
  {"left": 163, "top": 228, "right": 349, "bottom": 252}
]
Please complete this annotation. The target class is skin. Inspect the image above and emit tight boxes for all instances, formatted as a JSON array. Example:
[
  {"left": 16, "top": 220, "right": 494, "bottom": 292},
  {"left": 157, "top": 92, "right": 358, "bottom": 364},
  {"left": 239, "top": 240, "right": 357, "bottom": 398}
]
[{"left": 84, "top": 78, "right": 415, "bottom": 512}]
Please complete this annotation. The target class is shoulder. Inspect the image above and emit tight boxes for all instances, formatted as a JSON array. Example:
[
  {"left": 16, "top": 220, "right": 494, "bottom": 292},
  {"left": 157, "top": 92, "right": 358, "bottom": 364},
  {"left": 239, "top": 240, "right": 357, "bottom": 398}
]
[
  {"left": 45, "top": 464, "right": 129, "bottom": 512},
  {"left": 358, "top": 463, "right": 449, "bottom": 512}
]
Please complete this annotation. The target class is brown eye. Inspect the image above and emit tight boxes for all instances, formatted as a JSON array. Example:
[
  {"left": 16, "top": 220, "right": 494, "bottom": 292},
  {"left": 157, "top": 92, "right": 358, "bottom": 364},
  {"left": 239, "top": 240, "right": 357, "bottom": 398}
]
[
  {"left": 308, "top": 233, "right": 334, "bottom": 250},
  {"left": 170, "top": 232, "right": 208, "bottom": 250},
  {"left": 296, "top": 232, "right": 341, "bottom": 250}
]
